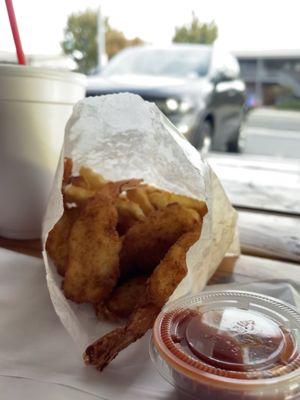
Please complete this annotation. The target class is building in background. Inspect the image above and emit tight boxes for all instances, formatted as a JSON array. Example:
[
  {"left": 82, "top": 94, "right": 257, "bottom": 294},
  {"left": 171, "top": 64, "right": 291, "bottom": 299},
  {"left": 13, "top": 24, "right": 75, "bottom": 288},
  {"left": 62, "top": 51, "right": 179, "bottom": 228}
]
[{"left": 234, "top": 49, "right": 300, "bottom": 109}]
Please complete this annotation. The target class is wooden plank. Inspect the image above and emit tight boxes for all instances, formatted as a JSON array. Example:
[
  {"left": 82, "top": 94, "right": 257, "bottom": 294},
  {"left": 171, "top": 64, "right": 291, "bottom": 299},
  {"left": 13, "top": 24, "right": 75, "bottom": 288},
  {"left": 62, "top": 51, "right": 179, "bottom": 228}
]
[
  {"left": 1, "top": 209, "right": 299, "bottom": 263},
  {"left": 210, "top": 254, "right": 300, "bottom": 285},
  {"left": 238, "top": 210, "right": 300, "bottom": 263},
  {"left": 207, "top": 153, "right": 300, "bottom": 262},
  {"left": 0, "top": 237, "right": 41, "bottom": 258},
  {"left": 208, "top": 153, "right": 300, "bottom": 214},
  {"left": 1, "top": 237, "right": 299, "bottom": 292}
]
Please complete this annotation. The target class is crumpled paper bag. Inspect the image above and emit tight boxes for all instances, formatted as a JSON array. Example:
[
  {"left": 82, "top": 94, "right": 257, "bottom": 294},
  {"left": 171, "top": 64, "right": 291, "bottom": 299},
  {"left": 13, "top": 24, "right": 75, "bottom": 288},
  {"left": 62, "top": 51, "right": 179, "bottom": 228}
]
[{"left": 42, "top": 93, "right": 239, "bottom": 352}]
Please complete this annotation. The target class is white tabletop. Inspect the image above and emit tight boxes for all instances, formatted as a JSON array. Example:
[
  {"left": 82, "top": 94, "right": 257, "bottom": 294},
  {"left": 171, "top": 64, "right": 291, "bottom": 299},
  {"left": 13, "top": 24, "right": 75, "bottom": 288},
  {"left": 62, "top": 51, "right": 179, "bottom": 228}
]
[
  {"left": 0, "top": 377, "right": 99, "bottom": 400},
  {"left": 0, "top": 248, "right": 177, "bottom": 400},
  {"left": 2, "top": 248, "right": 300, "bottom": 400}
]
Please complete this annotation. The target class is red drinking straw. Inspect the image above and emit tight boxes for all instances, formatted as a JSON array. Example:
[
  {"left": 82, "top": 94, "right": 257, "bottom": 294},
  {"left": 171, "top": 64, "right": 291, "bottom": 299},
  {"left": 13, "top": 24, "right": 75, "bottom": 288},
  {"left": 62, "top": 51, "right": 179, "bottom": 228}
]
[{"left": 5, "top": 0, "right": 26, "bottom": 65}]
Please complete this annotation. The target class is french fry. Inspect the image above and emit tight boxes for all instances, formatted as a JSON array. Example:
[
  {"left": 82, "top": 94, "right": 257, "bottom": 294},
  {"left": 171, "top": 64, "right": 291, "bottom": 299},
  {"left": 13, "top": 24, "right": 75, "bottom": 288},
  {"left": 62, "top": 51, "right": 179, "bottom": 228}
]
[
  {"left": 115, "top": 178, "right": 143, "bottom": 192},
  {"left": 116, "top": 197, "right": 145, "bottom": 234},
  {"left": 64, "top": 184, "right": 96, "bottom": 206},
  {"left": 127, "top": 187, "right": 154, "bottom": 215},
  {"left": 71, "top": 175, "right": 89, "bottom": 188},
  {"left": 79, "top": 166, "right": 107, "bottom": 190},
  {"left": 145, "top": 186, "right": 207, "bottom": 217}
]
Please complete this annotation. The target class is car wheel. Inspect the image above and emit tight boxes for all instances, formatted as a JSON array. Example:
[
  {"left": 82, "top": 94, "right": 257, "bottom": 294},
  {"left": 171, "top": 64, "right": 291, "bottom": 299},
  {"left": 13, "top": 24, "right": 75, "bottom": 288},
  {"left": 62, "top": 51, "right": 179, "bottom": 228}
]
[
  {"left": 227, "top": 130, "right": 241, "bottom": 153},
  {"left": 196, "top": 120, "right": 213, "bottom": 154}
]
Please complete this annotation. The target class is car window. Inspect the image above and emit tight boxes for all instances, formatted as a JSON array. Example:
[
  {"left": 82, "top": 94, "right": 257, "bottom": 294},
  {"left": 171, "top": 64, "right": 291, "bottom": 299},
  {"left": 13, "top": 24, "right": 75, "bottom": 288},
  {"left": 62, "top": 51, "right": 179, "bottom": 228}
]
[
  {"left": 210, "top": 49, "right": 240, "bottom": 81},
  {"left": 103, "top": 47, "right": 211, "bottom": 78}
]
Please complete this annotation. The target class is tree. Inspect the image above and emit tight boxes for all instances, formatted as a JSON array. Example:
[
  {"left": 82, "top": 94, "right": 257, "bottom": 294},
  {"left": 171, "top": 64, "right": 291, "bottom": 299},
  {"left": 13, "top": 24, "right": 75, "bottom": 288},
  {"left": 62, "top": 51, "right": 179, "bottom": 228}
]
[
  {"left": 61, "top": 9, "right": 144, "bottom": 74},
  {"left": 105, "top": 23, "right": 143, "bottom": 60},
  {"left": 172, "top": 13, "right": 218, "bottom": 45}
]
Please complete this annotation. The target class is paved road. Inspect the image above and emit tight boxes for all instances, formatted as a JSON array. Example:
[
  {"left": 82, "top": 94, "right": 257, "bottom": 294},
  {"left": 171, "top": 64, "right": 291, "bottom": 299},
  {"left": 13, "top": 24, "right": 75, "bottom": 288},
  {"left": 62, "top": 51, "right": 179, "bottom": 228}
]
[{"left": 241, "top": 108, "right": 300, "bottom": 159}]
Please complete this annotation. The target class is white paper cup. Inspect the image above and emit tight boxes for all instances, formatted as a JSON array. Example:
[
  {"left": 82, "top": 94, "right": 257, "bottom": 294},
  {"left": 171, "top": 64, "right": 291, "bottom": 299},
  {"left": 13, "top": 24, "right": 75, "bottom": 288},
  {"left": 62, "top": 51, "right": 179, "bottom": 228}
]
[{"left": 0, "top": 65, "right": 86, "bottom": 239}]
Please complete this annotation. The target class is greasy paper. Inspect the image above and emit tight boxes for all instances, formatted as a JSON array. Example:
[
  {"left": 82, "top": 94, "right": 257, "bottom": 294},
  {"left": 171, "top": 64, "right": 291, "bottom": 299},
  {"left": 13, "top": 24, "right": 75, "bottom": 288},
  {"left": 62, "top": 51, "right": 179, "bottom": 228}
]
[{"left": 42, "top": 93, "right": 239, "bottom": 351}]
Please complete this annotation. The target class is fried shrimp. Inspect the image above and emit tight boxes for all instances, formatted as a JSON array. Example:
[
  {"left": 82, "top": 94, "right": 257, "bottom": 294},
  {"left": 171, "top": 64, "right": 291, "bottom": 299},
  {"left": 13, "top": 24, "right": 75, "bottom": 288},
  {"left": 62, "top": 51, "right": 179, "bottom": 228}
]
[
  {"left": 84, "top": 225, "right": 201, "bottom": 370},
  {"left": 120, "top": 203, "right": 201, "bottom": 277},
  {"left": 63, "top": 193, "right": 121, "bottom": 304}
]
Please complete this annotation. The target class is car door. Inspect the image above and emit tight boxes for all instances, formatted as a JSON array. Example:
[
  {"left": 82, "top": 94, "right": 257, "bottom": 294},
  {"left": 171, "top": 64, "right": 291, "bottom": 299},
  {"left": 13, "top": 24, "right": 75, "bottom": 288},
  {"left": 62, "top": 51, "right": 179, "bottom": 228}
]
[{"left": 210, "top": 49, "right": 246, "bottom": 151}]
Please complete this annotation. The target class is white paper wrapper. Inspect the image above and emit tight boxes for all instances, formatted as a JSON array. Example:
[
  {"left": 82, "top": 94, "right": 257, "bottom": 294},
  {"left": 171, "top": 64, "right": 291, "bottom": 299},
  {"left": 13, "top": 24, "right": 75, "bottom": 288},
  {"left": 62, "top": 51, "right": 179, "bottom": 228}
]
[{"left": 42, "top": 93, "right": 239, "bottom": 352}]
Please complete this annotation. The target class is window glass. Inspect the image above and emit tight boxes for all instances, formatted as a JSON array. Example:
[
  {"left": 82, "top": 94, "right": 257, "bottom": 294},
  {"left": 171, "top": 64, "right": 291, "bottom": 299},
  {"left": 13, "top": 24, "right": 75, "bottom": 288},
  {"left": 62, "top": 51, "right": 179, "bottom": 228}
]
[{"left": 103, "top": 47, "right": 211, "bottom": 78}]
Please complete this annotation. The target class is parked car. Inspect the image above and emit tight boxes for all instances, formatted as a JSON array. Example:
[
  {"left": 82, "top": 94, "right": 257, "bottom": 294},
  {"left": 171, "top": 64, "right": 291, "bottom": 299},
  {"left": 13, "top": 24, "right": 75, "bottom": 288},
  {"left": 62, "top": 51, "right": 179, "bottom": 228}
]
[{"left": 87, "top": 44, "right": 246, "bottom": 152}]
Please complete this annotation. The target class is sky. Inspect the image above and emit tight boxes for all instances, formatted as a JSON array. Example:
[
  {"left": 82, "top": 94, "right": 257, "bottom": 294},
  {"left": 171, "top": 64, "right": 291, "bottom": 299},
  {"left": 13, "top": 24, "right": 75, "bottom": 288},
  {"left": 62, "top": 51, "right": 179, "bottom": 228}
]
[{"left": 1, "top": 0, "right": 300, "bottom": 56}]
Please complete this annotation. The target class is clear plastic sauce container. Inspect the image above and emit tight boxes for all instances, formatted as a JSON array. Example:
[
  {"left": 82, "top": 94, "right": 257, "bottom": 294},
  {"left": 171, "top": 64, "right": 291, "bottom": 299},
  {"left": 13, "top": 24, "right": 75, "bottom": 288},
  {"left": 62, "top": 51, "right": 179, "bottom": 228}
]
[{"left": 150, "top": 290, "right": 300, "bottom": 399}]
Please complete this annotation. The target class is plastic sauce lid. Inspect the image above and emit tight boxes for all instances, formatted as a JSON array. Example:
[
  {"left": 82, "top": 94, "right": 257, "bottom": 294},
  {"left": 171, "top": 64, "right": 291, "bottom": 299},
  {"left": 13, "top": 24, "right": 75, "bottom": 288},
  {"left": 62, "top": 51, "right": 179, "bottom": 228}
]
[{"left": 150, "top": 291, "right": 300, "bottom": 398}]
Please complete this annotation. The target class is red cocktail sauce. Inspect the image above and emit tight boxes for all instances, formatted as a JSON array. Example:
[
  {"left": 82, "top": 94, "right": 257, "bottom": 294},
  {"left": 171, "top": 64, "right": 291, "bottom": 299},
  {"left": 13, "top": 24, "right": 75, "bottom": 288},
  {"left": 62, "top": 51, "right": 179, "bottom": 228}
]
[{"left": 153, "top": 307, "right": 299, "bottom": 399}]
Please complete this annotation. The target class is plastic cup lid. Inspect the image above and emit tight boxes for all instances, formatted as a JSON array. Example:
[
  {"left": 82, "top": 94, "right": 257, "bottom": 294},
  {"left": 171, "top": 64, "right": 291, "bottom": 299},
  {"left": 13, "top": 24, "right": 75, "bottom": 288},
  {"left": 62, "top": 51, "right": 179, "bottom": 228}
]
[
  {"left": 152, "top": 290, "right": 300, "bottom": 389},
  {"left": 0, "top": 64, "right": 86, "bottom": 85}
]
